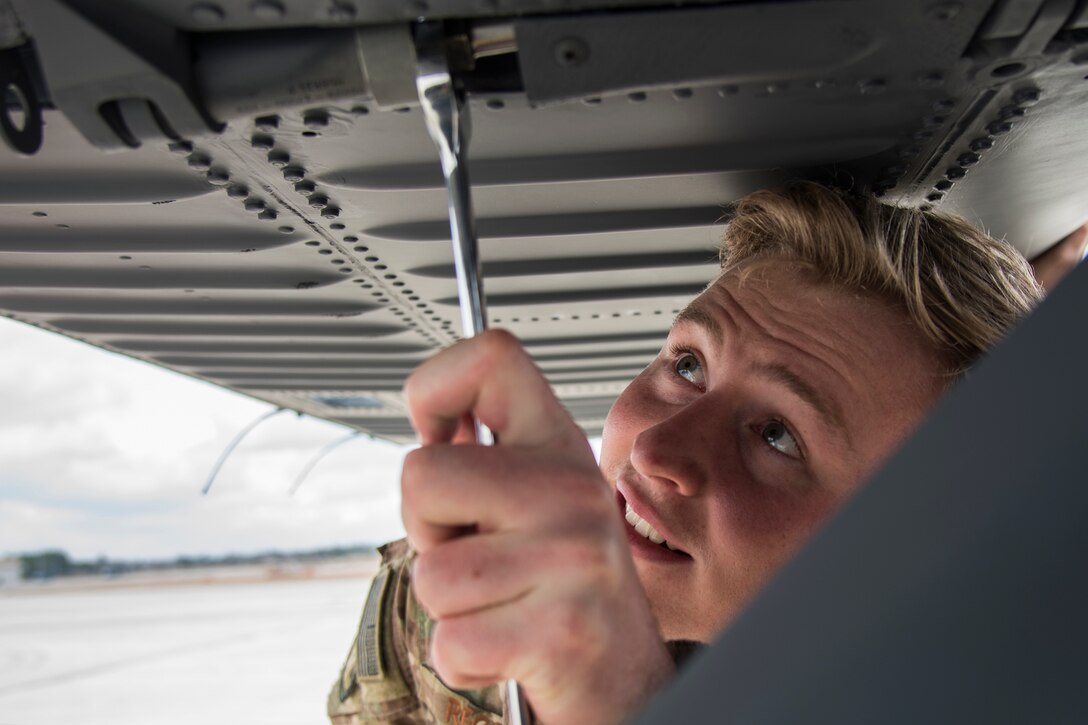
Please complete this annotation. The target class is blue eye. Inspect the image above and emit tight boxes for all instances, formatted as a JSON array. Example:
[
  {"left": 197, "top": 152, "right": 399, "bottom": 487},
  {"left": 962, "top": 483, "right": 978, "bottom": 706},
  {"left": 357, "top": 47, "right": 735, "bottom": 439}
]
[
  {"left": 674, "top": 353, "right": 705, "bottom": 386},
  {"left": 761, "top": 420, "right": 802, "bottom": 459}
]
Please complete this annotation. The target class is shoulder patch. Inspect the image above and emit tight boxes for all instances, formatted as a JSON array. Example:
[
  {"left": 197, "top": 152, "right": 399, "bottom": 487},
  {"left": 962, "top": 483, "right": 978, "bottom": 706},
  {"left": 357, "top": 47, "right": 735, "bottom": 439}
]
[{"left": 356, "top": 566, "right": 393, "bottom": 682}]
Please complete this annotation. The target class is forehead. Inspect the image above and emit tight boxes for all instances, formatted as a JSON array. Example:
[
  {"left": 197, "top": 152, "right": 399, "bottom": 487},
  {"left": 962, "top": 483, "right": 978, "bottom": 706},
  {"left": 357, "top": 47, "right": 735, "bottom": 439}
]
[{"left": 675, "top": 260, "right": 946, "bottom": 438}]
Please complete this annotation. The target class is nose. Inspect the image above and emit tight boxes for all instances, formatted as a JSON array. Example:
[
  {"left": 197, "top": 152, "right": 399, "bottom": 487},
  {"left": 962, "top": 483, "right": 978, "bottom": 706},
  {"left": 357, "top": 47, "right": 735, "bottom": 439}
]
[{"left": 629, "top": 393, "right": 727, "bottom": 497}]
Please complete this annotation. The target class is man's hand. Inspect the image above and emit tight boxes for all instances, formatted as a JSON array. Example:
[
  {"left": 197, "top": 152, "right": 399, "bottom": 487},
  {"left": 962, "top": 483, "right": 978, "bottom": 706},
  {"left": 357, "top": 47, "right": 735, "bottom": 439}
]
[{"left": 401, "top": 330, "right": 674, "bottom": 725}]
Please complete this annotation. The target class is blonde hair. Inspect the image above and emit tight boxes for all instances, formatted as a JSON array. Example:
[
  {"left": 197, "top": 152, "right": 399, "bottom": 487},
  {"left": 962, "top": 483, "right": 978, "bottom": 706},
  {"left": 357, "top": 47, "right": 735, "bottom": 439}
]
[{"left": 720, "top": 182, "right": 1042, "bottom": 376}]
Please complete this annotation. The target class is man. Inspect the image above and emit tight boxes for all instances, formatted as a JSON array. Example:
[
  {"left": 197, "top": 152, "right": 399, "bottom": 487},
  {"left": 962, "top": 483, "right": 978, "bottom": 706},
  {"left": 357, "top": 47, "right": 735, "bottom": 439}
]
[{"left": 329, "top": 182, "right": 1057, "bottom": 725}]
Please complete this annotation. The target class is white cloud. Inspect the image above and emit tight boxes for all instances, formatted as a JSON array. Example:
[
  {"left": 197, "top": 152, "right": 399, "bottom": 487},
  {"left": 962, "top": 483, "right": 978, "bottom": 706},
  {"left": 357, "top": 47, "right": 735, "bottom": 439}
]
[{"left": 0, "top": 317, "right": 408, "bottom": 560}]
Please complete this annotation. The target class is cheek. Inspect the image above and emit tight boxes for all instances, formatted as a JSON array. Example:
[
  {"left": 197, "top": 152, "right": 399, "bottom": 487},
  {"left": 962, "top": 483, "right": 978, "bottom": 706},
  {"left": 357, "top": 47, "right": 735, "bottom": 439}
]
[{"left": 599, "top": 375, "right": 654, "bottom": 475}]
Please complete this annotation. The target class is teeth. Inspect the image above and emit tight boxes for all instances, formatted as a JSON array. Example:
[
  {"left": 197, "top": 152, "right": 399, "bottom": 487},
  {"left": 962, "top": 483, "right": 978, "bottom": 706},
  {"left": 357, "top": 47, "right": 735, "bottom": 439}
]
[{"left": 624, "top": 502, "right": 674, "bottom": 549}]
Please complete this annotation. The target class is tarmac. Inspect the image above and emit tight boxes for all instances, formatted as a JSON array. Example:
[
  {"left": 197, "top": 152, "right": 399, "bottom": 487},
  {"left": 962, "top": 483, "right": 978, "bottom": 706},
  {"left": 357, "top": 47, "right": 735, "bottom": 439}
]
[{"left": 0, "top": 557, "right": 379, "bottom": 725}]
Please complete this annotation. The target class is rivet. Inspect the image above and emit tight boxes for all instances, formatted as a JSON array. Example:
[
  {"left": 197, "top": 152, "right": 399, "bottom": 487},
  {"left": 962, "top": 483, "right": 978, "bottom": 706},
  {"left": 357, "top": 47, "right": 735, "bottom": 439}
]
[
  {"left": 324, "top": 1, "right": 356, "bottom": 20},
  {"left": 206, "top": 169, "right": 230, "bottom": 185},
  {"left": 486, "top": 99, "right": 505, "bottom": 110},
  {"left": 186, "top": 154, "right": 211, "bottom": 170},
  {"left": 308, "top": 194, "right": 329, "bottom": 208},
  {"left": 257, "top": 209, "right": 277, "bottom": 221},
  {"left": 250, "top": 0, "right": 285, "bottom": 20},
  {"left": 1012, "top": 88, "right": 1041, "bottom": 106},
  {"left": 189, "top": 3, "right": 224, "bottom": 22},
  {"left": 922, "top": 114, "right": 947, "bottom": 128},
  {"left": 673, "top": 87, "right": 694, "bottom": 99},
  {"left": 813, "top": 78, "right": 835, "bottom": 89},
  {"left": 303, "top": 110, "right": 330, "bottom": 128},
  {"left": 945, "top": 166, "right": 967, "bottom": 179},
  {"left": 267, "top": 150, "right": 290, "bottom": 167},
  {"left": 998, "top": 105, "right": 1025, "bottom": 120},
  {"left": 718, "top": 85, "right": 740, "bottom": 97},
  {"left": 254, "top": 115, "right": 279, "bottom": 131},
  {"left": 250, "top": 134, "right": 274, "bottom": 149},
  {"left": 243, "top": 198, "right": 266, "bottom": 212},
  {"left": 277, "top": 225, "right": 294, "bottom": 234},
  {"left": 321, "top": 206, "right": 341, "bottom": 219},
  {"left": 554, "top": 37, "right": 590, "bottom": 67},
  {"left": 917, "top": 71, "right": 945, "bottom": 89},
  {"left": 283, "top": 166, "right": 306, "bottom": 182},
  {"left": 926, "top": 2, "right": 961, "bottom": 21},
  {"left": 582, "top": 97, "right": 602, "bottom": 105},
  {"left": 858, "top": 78, "right": 887, "bottom": 95},
  {"left": 294, "top": 180, "right": 316, "bottom": 195},
  {"left": 627, "top": 91, "right": 647, "bottom": 102},
  {"left": 339, "top": 268, "right": 352, "bottom": 273},
  {"left": 31, "top": 210, "right": 47, "bottom": 217},
  {"left": 226, "top": 184, "right": 248, "bottom": 198},
  {"left": 957, "top": 152, "right": 980, "bottom": 166},
  {"left": 935, "top": 179, "right": 953, "bottom": 190},
  {"left": 350, "top": 105, "right": 369, "bottom": 115},
  {"left": 168, "top": 140, "right": 194, "bottom": 155},
  {"left": 354, "top": 245, "right": 369, "bottom": 252},
  {"left": 926, "top": 192, "right": 944, "bottom": 202},
  {"left": 305, "top": 240, "right": 320, "bottom": 246},
  {"left": 301, "top": 130, "right": 320, "bottom": 138},
  {"left": 343, "top": 235, "right": 358, "bottom": 242},
  {"left": 990, "top": 62, "right": 1027, "bottom": 79},
  {"left": 969, "top": 136, "right": 994, "bottom": 151},
  {"left": 987, "top": 120, "right": 1012, "bottom": 135},
  {"left": 393, "top": 107, "right": 411, "bottom": 114}
]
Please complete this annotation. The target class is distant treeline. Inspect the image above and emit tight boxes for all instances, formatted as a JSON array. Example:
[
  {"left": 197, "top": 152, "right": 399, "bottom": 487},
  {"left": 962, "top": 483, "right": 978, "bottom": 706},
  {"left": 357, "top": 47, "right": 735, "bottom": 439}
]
[{"left": 15, "top": 544, "right": 378, "bottom": 580}]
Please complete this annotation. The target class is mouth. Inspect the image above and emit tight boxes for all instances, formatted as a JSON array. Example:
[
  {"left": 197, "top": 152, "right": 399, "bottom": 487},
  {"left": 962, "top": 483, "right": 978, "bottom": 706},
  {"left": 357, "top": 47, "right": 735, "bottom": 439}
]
[{"left": 615, "top": 489, "right": 692, "bottom": 562}]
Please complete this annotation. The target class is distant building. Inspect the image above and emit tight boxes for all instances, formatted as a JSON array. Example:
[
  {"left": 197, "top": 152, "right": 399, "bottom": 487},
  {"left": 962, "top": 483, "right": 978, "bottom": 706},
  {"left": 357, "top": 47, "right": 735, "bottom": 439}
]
[{"left": 0, "top": 557, "right": 21, "bottom": 587}]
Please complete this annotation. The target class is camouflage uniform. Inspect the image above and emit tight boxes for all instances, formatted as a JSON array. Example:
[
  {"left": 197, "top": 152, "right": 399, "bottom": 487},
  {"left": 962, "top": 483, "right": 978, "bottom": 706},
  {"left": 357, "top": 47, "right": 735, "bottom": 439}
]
[{"left": 328, "top": 539, "right": 705, "bottom": 725}]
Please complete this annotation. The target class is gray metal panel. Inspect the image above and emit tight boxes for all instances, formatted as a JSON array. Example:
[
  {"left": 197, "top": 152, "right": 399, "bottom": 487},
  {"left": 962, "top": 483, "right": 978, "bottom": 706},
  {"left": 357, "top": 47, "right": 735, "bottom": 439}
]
[{"left": 631, "top": 262, "right": 1088, "bottom": 724}]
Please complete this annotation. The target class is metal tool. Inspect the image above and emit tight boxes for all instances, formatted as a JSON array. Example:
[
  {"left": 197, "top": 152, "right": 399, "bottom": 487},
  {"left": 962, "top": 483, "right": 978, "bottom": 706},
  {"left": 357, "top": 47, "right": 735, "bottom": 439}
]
[{"left": 414, "top": 22, "right": 529, "bottom": 725}]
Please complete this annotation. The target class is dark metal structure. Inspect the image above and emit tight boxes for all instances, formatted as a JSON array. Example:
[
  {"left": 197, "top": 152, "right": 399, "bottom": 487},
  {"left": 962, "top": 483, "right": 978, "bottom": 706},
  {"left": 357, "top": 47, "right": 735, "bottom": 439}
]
[{"left": 1, "top": 1, "right": 1085, "bottom": 721}]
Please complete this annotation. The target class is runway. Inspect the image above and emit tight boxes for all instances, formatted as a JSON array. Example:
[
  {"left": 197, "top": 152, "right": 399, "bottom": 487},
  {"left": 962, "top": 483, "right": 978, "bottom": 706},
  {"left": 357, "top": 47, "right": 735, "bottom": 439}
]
[{"left": 0, "top": 570, "right": 376, "bottom": 725}]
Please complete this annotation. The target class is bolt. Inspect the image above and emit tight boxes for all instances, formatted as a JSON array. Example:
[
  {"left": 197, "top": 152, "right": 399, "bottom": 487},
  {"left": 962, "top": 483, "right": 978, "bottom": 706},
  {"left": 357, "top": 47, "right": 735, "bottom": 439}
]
[
  {"left": 957, "top": 152, "right": 980, "bottom": 166},
  {"left": 945, "top": 166, "right": 967, "bottom": 179},
  {"left": 267, "top": 150, "right": 290, "bottom": 167},
  {"left": 250, "top": 134, "right": 274, "bottom": 150},
  {"left": 283, "top": 166, "right": 306, "bottom": 182},
  {"left": 969, "top": 136, "right": 994, "bottom": 151},
  {"left": 987, "top": 120, "right": 1012, "bottom": 135},
  {"left": 926, "top": 2, "right": 961, "bottom": 21},
  {"left": 168, "top": 140, "right": 194, "bottom": 155},
  {"left": 324, "top": 1, "right": 356, "bottom": 20},
  {"left": 257, "top": 209, "right": 278, "bottom": 221},
  {"left": 303, "top": 110, "right": 330, "bottom": 129},
  {"left": 244, "top": 198, "right": 266, "bottom": 212},
  {"left": 186, "top": 153, "right": 211, "bottom": 170},
  {"left": 308, "top": 194, "right": 329, "bottom": 208},
  {"left": 250, "top": 0, "right": 286, "bottom": 20},
  {"left": 918, "top": 71, "right": 945, "bottom": 89},
  {"left": 254, "top": 115, "right": 280, "bottom": 131},
  {"left": 226, "top": 184, "right": 248, "bottom": 198},
  {"left": 858, "top": 78, "right": 887, "bottom": 95},
  {"left": 321, "top": 206, "right": 341, "bottom": 219},
  {"left": 294, "top": 181, "right": 316, "bottom": 195},
  {"left": 189, "top": 3, "right": 225, "bottom": 22},
  {"left": 206, "top": 169, "right": 230, "bottom": 185},
  {"left": 554, "top": 37, "right": 590, "bottom": 67}
]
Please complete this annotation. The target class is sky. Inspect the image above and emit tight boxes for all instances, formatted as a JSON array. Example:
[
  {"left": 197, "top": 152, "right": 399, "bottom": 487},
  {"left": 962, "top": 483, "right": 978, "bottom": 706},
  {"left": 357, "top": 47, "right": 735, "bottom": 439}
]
[{"left": 0, "top": 316, "right": 412, "bottom": 560}]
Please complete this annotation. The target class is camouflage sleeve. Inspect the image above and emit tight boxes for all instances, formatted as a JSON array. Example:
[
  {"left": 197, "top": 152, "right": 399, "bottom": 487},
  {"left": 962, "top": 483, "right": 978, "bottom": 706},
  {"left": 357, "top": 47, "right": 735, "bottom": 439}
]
[{"left": 328, "top": 539, "right": 514, "bottom": 725}]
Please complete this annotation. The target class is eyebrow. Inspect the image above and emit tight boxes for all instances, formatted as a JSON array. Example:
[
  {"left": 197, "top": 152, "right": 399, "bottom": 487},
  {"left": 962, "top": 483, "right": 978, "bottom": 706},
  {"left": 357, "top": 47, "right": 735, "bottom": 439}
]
[
  {"left": 673, "top": 303, "right": 850, "bottom": 443},
  {"left": 755, "top": 363, "right": 849, "bottom": 439}
]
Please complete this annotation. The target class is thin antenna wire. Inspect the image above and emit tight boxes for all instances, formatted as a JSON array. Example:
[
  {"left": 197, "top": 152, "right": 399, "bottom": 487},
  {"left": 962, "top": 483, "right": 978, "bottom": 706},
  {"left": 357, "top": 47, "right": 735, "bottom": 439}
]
[
  {"left": 201, "top": 407, "right": 288, "bottom": 495},
  {"left": 288, "top": 431, "right": 362, "bottom": 496}
]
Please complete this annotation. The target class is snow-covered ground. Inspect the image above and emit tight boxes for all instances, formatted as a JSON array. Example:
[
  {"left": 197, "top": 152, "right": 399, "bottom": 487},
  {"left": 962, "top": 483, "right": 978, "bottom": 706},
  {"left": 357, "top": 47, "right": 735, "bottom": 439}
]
[{"left": 0, "top": 568, "right": 377, "bottom": 725}]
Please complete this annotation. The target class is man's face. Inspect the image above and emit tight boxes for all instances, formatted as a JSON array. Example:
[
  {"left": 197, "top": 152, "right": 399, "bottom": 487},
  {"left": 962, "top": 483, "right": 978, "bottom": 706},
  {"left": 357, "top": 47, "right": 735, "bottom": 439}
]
[{"left": 599, "top": 259, "right": 947, "bottom": 641}]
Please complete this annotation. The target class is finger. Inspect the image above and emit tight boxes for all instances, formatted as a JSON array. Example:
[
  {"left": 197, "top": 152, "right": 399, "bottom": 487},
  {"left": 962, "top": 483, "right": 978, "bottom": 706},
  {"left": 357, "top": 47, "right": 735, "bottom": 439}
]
[
  {"left": 404, "top": 330, "right": 583, "bottom": 450},
  {"left": 400, "top": 444, "right": 612, "bottom": 551},
  {"left": 414, "top": 532, "right": 592, "bottom": 619}
]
